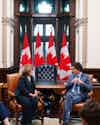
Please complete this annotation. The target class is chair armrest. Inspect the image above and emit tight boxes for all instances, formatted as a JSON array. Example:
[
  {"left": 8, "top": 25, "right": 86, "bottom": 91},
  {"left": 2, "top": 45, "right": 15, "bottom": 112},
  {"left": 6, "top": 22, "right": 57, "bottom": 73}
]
[
  {"left": 8, "top": 90, "right": 15, "bottom": 97},
  {"left": 37, "top": 95, "right": 44, "bottom": 111},
  {"left": 8, "top": 90, "right": 16, "bottom": 101},
  {"left": 88, "top": 90, "right": 94, "bottom": 100}
]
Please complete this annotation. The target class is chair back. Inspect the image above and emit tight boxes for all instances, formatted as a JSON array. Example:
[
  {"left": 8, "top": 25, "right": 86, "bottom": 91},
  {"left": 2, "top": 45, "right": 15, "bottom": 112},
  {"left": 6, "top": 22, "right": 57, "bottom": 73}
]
[
  {"left": 35, "top": 64, "right": 57, "bottom": 84},
  {"left": 7, "top": 73, "right": 20, "bottom": 92}
]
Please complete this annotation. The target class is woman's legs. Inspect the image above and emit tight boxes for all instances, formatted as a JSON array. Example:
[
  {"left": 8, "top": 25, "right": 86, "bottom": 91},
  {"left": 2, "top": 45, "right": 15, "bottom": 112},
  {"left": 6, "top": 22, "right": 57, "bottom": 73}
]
[{"left": 18, "top": 96, "right": 37, "bottom": 125}]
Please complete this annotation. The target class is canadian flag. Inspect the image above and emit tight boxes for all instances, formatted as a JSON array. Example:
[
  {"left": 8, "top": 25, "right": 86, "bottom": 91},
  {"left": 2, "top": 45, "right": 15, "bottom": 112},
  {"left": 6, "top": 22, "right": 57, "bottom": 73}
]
[
  {"left": 34, "top": 32, "right": 44, "bottom": 67},
  {"left": 19, "top": 32, "right": 32, "bottom": 71},
  {"left": 46, "top": 32, "right": 58, "bottom": 66},
  {"left": 57, "top": 33, "right": 71, "bottom": 80}
]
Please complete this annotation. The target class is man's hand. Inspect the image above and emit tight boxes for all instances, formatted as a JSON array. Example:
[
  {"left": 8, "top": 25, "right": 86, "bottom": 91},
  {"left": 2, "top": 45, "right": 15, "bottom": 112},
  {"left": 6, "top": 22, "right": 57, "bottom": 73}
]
[
  {"left": 71, "top": 78, "right": 83, "bottom": 84},
  {"left": 77, "top": 79, "right": 83, "bottom": 84},
  {"left": 71, "top": 78, "right": 79, "bottom": 83}
]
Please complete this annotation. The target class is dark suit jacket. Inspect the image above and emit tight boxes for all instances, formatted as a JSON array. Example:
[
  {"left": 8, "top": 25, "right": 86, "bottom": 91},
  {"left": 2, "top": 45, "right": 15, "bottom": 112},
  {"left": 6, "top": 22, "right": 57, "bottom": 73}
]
[
  {"left": 15, "top": 75, "right": 35, "bottom": 98},
  {"left": 65, "top": 73, "right": 93, "bottom": 100}
]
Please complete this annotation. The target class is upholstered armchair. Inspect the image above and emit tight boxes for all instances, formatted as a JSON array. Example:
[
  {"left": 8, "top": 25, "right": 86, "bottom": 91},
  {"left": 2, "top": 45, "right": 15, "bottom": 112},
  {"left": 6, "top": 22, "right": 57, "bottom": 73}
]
[{"left": 7, "top": 73, "right": 22, "bottom": 125}]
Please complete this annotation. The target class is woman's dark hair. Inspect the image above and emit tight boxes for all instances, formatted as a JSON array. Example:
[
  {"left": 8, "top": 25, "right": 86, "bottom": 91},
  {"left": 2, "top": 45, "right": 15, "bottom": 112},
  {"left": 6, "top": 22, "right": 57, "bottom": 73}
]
[
  {"left": 72, "top": 62, "right": 83, "bottom": 72},
  {"left": 79, "top": 100, "right": 100, "bottom": 125}
]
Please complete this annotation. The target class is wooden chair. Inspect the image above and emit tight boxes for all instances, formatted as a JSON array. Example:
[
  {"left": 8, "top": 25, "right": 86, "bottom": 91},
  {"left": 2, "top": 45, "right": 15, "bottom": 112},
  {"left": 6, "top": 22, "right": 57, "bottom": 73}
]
[
  {"left": 7, "top": 73, "right": 22, "bottom": 125},
  {"left": 72, "top": 91, "right": 94, "bottom": 112}
]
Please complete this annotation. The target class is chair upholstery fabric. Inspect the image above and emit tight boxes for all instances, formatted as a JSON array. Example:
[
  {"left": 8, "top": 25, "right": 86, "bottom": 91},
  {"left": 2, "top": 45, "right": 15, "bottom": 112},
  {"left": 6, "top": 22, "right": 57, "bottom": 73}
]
[{"left": 7, "top": 73, "right": 22, "bottom": 125}]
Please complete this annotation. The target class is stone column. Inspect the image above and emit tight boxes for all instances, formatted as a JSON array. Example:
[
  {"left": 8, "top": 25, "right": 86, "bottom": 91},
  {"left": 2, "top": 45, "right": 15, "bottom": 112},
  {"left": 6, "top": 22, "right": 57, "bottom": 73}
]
[
  {"left": 0, "top": 0, "right": 3, "bottom": 67},
  {"left": 75, "top": 0, "right": 88, "bottom": 67},
  {"left": 2, "top": 0, "right": 14, "bottom": 68}
]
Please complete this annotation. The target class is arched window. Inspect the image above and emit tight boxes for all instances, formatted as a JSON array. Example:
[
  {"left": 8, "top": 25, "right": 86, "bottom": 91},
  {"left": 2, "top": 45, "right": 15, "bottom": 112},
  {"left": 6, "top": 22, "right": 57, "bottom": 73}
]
[{"left": 14, "top": 0, "right": 75, "bottom": 65}]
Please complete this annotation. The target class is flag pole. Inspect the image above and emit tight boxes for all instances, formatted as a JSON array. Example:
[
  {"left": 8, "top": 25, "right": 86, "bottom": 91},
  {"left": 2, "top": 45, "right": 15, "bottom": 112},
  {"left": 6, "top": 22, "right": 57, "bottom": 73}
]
[
  {"left": 38, "top": 25, "right": 39, "bottom": 33},
  {"left": 64, "top": 24, "right": 66, "bottom": 33},
  {"left": 25, "top": 25, "right": 27, "bottom": 32},
  {"left": 50, "top": 26, "right": 52, "bottom": 33}
]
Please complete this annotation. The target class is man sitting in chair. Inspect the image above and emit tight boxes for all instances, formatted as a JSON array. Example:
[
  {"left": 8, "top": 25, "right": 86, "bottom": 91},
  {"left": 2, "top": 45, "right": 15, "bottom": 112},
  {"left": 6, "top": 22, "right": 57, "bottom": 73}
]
[{"left": 62, "top": 62, "right": 93, "bottom": 125}]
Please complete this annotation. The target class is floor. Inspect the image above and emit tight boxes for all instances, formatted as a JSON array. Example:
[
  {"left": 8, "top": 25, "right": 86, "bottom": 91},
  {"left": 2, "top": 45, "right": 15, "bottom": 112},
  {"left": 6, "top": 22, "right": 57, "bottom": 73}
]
[{"left": 9, "top": 117, "right": 82, "bottom": 125}]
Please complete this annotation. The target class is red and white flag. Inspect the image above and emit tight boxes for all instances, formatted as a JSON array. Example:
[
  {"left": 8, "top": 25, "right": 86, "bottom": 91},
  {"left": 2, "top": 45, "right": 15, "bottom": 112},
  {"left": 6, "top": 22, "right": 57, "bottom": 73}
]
[
  {"left": 19, "top": 32, "right": 32, "bottom": 71},
  {"left": 57, "top": 33, "right": 71, "bottom": 80},
  {"left": 46, "top": 32, "right": 58, "bottom": 66},
  {"left": 34, "top": 32, "right": 44, "bottom": 67}
]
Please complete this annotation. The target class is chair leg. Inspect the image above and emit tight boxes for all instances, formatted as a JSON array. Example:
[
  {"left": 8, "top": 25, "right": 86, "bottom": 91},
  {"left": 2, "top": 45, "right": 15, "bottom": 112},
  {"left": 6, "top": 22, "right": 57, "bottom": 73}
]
[
  {"left": 59, "top": 118, "right": 62, "bottom": 125},
  {"left": 41, "top": 117, "right": 43, "bottom": 125}
]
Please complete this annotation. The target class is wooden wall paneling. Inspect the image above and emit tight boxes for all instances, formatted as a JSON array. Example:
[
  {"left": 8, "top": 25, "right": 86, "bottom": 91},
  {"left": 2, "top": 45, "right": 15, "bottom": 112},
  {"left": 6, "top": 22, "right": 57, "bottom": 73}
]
[
  {"left": 84, "top": 69, "right": 100, "bottom": 82},
  {"left": 69, "top": 0, "right": 75, "bottom": 63},
  {"left": 14, "top": 0, "right": 20, "bottom": 66},
  {"left": 93, "top": 86, "right": 100, "bottom": 103}
]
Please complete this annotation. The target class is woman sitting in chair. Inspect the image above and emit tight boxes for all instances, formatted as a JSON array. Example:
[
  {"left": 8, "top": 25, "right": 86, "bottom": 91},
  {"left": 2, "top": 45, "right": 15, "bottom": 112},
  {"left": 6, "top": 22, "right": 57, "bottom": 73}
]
[
  {"left": 62, "top": 62, "right": 93, "bottom": 125},
  {"left": 15, "top": 64, "right": 38, "bottom": 125},
  {"left": 0, "top": 101, "right": 10, "bottom": 125}
]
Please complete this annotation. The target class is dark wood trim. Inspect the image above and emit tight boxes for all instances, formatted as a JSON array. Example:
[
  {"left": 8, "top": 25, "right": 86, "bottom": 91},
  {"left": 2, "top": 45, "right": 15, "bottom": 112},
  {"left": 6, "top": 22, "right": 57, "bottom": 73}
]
[
  {"left": 16, "top": 12, "right": 32, "bottom": 16},
  {"left": 0, "top": 67, "right": 100, "bottom": 83},
  {"left": 69, "top": 0, "right": 75, "bottom": 62},
  {"left": 70, "top": 17, "right": 75, "bottom": 62},
  {"left": 0, "top": 66, "right": 19, "bottom": 83},
  {"left": 14, "top": 17, "right": 19, "bottom": 65},
  {"left": 83, "top": 68, "right": 100, "bottom": 82},
  {"left": 14, "top": 0, "right": 20, "bottom": 65},
  {"left": 0, "top": 68, "right": 7, "bottom": 83}
]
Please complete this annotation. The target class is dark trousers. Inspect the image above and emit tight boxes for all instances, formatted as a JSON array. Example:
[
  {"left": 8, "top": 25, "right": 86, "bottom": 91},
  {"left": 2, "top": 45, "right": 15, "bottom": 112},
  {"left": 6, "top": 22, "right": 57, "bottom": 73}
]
[
  {"left": 62, "top": 92, "right": 84, "bottom": 124},
  {"left": 0, "top": 101, "right": 9, "bottom": 121},
  {"left": 17, "top": 96, "right": 37, "bottom": 125}
]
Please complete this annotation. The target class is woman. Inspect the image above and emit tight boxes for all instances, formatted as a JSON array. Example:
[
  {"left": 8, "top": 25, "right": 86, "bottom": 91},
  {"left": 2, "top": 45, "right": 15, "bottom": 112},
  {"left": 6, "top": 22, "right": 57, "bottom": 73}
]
[
  {"left": 0, "top": 101, "right": 10, "bottom": 125},
  {"left": 15, "top": 64, "right": 38, "bottom": 125}
]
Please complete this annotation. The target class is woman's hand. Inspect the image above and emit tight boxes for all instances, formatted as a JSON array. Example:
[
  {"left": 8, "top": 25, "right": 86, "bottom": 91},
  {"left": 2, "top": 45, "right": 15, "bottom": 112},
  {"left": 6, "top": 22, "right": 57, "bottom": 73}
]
[
  {"left": 29, "top": 90, "right": 40, "bottom": 97},
  {"left": 29, "top": 92, "right": 37, "bottom": 97}
]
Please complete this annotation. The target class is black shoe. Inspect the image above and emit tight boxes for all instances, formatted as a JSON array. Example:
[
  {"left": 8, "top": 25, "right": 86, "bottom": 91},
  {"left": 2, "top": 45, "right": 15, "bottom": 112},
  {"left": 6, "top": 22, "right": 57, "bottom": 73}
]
[
  {"left": 63, "top": 122, "right": 68, "bottom": 125},
  {"left": 21, "top": 119, "right": 32, "bottom": 125},
  {"left": 32, "top": 115, "right": 41, "bottom": 120}
]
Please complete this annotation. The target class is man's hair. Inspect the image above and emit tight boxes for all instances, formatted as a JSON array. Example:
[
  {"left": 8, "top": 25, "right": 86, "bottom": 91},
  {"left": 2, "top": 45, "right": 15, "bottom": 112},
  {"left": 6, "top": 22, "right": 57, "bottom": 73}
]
[
  {"left": 79, "top": 100, "right": 100, "bottom": 125},
  {"left": 72, "top": 62, "right": 83, "bottom": 72}
]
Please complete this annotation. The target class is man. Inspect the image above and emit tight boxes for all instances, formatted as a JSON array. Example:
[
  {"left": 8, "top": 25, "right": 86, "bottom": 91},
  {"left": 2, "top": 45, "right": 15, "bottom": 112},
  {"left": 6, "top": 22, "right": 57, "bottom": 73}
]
[
  {"left": 79, "top": 100, "right": 100, "bottom": 125},
  {"left": 62, "top": 62, "right": 93, "bottom": 125}
]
